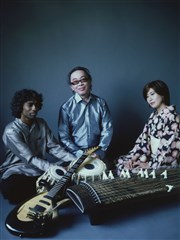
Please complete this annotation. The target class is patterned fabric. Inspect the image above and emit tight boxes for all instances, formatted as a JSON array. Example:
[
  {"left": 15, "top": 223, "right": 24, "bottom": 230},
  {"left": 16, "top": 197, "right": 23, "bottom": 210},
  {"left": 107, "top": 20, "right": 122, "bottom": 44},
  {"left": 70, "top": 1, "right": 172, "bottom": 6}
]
[{"left": 116, "top": 105, "right": 180, "bottom": 173}]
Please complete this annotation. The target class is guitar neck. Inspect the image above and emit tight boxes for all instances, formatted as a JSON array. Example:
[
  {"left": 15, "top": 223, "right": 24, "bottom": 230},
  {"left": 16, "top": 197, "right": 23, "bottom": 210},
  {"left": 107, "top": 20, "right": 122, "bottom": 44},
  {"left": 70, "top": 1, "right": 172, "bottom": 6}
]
[{"left": 46, "top": 154, "right": 87, "bottom": 199}]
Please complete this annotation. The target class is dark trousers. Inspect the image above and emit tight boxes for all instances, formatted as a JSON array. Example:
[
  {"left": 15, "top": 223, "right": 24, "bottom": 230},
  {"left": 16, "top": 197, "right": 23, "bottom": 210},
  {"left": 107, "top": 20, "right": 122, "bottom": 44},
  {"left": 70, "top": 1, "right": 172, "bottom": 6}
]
[{"left": 0, "top": 174, "right": 39, "bottom": 204}]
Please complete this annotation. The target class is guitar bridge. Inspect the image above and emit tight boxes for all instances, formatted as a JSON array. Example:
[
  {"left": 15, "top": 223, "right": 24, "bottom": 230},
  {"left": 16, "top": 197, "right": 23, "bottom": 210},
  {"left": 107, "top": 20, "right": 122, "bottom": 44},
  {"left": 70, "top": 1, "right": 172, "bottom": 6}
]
[
  {"left": 27, "top": 205, "right": 52, "bottom": 222},
  {"left": 27, "top": 210, "right": 39, "bottom": 220}
]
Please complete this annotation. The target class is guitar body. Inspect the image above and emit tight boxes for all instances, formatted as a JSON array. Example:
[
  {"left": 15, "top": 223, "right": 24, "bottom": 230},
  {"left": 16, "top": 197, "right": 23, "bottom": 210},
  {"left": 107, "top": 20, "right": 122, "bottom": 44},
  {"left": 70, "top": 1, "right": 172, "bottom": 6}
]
[
  {"left": 5, "top": 147, "right": 100, "bottom": 237},
  {"left": 5, "top": 192, "right": 69, "bottom": 237}
]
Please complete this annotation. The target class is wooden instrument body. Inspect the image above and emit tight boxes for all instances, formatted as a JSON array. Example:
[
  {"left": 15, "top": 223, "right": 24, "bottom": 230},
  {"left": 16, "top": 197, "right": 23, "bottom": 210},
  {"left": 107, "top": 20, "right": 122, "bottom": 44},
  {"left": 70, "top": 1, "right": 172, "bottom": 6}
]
[
  {"left": 67, "top": 168, "right": 180, "bottom": 224},
  {"left": 5, "top": 192, "right": 68, "bottom": 237}
]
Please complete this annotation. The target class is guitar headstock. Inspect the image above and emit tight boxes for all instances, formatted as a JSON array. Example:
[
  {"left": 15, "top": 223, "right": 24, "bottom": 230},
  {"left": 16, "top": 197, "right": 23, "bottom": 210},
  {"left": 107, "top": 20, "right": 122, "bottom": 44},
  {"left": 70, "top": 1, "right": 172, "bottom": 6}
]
[{"left": 84, "top": 146, "right": 100, "bottom": 156}]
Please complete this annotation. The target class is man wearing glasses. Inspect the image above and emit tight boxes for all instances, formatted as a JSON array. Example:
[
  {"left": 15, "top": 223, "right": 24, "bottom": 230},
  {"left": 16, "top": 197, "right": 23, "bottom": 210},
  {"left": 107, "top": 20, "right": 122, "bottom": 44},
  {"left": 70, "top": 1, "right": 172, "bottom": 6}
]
[{"left": 58, "top": 66, "right": 113, "bottom": 162}]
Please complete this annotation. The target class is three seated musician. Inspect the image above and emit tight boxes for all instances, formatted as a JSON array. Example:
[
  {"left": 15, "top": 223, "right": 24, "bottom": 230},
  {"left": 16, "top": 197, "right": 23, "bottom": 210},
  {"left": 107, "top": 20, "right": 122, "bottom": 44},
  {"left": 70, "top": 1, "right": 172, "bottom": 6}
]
[
  {"left": 0, "top": 89, "right": 76, "bottom": 204},
  {"left": 116, "top": 80, "right": 180, "bottom": 174}
]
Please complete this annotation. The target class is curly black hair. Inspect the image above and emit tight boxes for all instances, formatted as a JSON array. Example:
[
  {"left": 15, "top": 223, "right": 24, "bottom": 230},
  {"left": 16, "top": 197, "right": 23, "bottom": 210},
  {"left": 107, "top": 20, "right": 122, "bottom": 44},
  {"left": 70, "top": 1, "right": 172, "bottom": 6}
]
[{"left": 11, "top": 89, "right": 43, "bottom": 118}]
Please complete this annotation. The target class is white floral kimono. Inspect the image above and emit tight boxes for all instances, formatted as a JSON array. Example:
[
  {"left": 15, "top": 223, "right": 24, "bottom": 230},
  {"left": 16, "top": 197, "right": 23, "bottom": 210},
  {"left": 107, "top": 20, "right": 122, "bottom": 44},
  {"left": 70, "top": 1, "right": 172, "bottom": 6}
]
[{"left": 116, "top": 105, "right": 180, "bottom": 172}]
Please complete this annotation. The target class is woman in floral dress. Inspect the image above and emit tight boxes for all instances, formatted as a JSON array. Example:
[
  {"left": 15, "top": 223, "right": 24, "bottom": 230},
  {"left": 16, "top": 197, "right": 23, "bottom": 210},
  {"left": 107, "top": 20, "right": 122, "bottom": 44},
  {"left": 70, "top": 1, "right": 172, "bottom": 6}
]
[{"left": 116, "top": 80, "right": 180, "bottom": 174}]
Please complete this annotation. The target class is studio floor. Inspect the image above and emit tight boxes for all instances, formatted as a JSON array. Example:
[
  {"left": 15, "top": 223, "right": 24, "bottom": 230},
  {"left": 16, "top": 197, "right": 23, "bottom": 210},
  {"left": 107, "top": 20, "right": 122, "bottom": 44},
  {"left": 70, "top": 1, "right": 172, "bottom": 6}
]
[{"left": 0, "top": 190, "right": 180, "bottom": 240}]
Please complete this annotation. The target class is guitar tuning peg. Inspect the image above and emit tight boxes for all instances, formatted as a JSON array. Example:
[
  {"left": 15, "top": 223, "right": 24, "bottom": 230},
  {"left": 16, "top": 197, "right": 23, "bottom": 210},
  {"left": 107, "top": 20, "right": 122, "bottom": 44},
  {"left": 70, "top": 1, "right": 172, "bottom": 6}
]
[{"left": 86, "top": 146, "right": 100, "bottom": 155}]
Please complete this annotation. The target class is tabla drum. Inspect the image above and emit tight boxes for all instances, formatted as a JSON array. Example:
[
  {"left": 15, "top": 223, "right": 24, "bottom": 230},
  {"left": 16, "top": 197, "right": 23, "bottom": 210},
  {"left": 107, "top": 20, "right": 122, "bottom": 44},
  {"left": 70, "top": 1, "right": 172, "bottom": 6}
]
[
  {"left": 36, "top": 165, "right": 66, "bottom": 193},
  {"left": 70, "top": 156, "right": 107, "bottom": 184}
]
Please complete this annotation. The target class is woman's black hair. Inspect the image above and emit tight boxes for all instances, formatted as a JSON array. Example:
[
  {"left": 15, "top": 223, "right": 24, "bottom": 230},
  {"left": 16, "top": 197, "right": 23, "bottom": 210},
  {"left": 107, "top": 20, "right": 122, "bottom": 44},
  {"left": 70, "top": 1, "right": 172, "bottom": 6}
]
[
  {"left": 143, "top": 80, "right": 170, "bottom": 105},
  {"left": 11, "top": 89, "right": 43, "bottom": 118}
]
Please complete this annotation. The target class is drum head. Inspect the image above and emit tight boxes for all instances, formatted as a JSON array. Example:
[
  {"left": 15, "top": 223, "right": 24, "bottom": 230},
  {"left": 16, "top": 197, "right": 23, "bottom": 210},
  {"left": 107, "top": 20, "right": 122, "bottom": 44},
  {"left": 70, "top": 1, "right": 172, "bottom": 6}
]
[
  {"left": 49, "top": 166, "right": 66, "bottom": 181},
  {"left": 77, "top": 157, "right": 106, "bottom": 177}
]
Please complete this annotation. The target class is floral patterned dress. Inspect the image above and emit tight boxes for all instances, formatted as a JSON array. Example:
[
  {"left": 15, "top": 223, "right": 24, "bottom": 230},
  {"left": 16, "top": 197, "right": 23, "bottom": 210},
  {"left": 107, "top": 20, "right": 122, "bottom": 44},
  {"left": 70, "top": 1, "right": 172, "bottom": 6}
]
[{"left": 116, "top": 105, "right": 180, "bottom": 173}]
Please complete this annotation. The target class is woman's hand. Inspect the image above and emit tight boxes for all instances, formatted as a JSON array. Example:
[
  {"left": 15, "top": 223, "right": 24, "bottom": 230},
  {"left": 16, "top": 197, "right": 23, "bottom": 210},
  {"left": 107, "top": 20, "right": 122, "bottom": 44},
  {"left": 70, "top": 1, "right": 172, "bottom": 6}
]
[
  {"left": 138, "top": 161, "right": 149, "bottom": 169},
  {"left": 124, "top": 159, "right": 134, "bottom": 169},
  {"left": 124, "top": 154, "right": 149, "bottom": 170}
]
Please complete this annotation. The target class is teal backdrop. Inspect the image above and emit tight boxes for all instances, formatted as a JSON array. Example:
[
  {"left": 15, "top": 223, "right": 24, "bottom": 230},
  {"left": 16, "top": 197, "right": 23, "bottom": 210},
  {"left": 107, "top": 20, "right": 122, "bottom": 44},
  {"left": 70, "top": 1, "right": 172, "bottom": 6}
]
[
  {"left": 0, "top": 1, "right": 180, "bottom": 240},
  {"left": 0, "top": 0, "right": 179, "bottom": 162}
]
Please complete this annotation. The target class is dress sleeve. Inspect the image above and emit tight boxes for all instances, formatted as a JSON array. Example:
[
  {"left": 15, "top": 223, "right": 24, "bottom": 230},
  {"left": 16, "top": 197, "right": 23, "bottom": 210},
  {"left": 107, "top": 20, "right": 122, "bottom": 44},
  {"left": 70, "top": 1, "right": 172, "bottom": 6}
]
[
  {"left": 128, "top": 123, "right": 151, "bottom": 158},
  {"left": 154, "top": 114, "right": 180, "bottom": 166}
]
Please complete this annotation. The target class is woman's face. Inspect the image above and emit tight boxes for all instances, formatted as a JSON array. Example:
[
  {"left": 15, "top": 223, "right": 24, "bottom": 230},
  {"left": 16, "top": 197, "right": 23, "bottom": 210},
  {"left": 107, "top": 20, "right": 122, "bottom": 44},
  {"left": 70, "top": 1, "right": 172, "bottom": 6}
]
[{"left": 146, "top": 88, "right": 166, "bottom": 112}]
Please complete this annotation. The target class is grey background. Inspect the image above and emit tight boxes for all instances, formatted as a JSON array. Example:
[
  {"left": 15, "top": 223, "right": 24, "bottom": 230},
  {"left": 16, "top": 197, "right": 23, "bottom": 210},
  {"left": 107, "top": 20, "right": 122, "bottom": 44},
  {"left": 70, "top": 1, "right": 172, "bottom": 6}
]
[
  {"left": 1, "top": 0, "right": 179, "bottom": 162},
  {"left": 0, "top": 1, "right": 180, "bottom": 239}
]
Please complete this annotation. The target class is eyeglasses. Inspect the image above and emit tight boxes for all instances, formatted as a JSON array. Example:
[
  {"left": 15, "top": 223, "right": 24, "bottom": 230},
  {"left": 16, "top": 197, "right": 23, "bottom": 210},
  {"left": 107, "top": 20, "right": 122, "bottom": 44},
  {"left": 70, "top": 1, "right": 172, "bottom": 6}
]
[{"left": 70, "top": 77, "right": 89, "bottom": 86}]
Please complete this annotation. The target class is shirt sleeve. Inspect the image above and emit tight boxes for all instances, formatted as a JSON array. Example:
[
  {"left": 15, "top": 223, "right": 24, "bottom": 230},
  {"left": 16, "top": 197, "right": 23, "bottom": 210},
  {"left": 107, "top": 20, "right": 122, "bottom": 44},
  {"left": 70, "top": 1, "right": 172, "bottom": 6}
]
[
  {"left": 98, "top": 100, "right": 113, "bottom": 151},
  {"left": 58, "top": 106, "right": 83, "bottom": 157},
  {"left": 44, "top": 120, "right": 77, "bottom": 162},
  {"left": 5, "top": 128, "right": 53, "bottom": 172}
]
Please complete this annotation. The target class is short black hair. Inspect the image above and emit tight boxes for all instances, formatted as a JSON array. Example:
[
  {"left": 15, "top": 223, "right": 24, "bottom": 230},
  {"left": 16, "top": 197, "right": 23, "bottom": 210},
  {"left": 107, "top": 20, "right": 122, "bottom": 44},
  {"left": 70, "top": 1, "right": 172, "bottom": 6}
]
[
  {"left": 11, "top": 89, "right": 43, "bottom": 118},
  {"left": 67, "top": 66, "right": 92, "bottom": 84},
  {"left": 143, "top": 80, "right": 170, "bottom": 105}
]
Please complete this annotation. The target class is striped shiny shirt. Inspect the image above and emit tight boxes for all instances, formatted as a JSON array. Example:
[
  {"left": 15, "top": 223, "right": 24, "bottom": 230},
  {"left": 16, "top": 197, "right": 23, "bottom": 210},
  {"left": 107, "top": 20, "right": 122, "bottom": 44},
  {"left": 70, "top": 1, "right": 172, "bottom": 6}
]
[
  {"left": 1, "top": 118, "right": 76, "bottom": 179},
  {"left": 58, "top": 93, "right": 113, "bottom": 158}
]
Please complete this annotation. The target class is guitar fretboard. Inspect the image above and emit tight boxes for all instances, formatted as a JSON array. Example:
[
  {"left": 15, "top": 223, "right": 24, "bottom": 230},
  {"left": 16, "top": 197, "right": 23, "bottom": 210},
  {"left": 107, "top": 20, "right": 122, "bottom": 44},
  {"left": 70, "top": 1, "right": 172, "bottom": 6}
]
[{"left": 46, "top": 154, "right": 87, "bottom": 199}]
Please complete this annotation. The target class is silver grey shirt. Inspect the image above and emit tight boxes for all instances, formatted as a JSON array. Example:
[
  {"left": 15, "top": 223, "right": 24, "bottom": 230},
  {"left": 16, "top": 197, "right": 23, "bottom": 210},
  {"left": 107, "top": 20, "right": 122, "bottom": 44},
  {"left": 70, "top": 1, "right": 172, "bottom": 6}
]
[
  {"left": 58, "top": 93, "right": 113, "bottom": 158},
  {"left": 0, "top": 118, "right": 76, "bottom": 179}
]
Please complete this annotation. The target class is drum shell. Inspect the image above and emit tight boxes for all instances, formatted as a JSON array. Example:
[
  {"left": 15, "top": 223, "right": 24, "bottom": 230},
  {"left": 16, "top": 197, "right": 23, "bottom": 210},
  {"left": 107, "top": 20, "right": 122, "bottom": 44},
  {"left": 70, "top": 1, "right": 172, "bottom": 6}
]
[
  {"left": 70, "top": 157, "right": 107, "bottom": 184},
  {"left": 36, "top": 166, "right": 66, "bottom": 193}
]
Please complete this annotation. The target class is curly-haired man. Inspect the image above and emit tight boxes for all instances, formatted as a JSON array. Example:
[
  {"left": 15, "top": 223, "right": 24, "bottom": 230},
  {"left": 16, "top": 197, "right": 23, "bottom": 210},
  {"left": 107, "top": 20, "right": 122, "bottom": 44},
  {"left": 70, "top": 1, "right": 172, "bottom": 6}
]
[{"left": 0, "top": 89, "right": 76, "bottom": 204}]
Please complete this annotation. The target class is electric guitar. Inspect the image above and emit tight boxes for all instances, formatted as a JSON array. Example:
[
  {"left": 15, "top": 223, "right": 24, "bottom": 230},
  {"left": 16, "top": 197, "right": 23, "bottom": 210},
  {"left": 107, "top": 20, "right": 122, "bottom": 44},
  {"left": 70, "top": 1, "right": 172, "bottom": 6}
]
[{"left": 5, "top": 146, "right": 100, "bottom": 237}]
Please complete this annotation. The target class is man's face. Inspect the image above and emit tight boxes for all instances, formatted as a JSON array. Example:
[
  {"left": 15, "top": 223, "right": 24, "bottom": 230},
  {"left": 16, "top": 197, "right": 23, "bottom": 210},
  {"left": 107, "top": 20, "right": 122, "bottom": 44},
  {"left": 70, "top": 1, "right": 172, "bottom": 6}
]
[
  {"left": 21, "top": 100, "right": 40, "bottom": 122},
  {"left": 70, "top": 70, "right": 91, "bottom": 98}
]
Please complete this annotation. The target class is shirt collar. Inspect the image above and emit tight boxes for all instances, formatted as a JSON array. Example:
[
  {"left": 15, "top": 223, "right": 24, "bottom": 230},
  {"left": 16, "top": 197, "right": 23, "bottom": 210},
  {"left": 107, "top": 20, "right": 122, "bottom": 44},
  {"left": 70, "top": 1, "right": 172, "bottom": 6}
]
[
  {"left": 15, "top": 118, "right": 36, "bottom": 131},
  {"left": 74, "top": 93, "right": 92, "bottom": 103}
]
